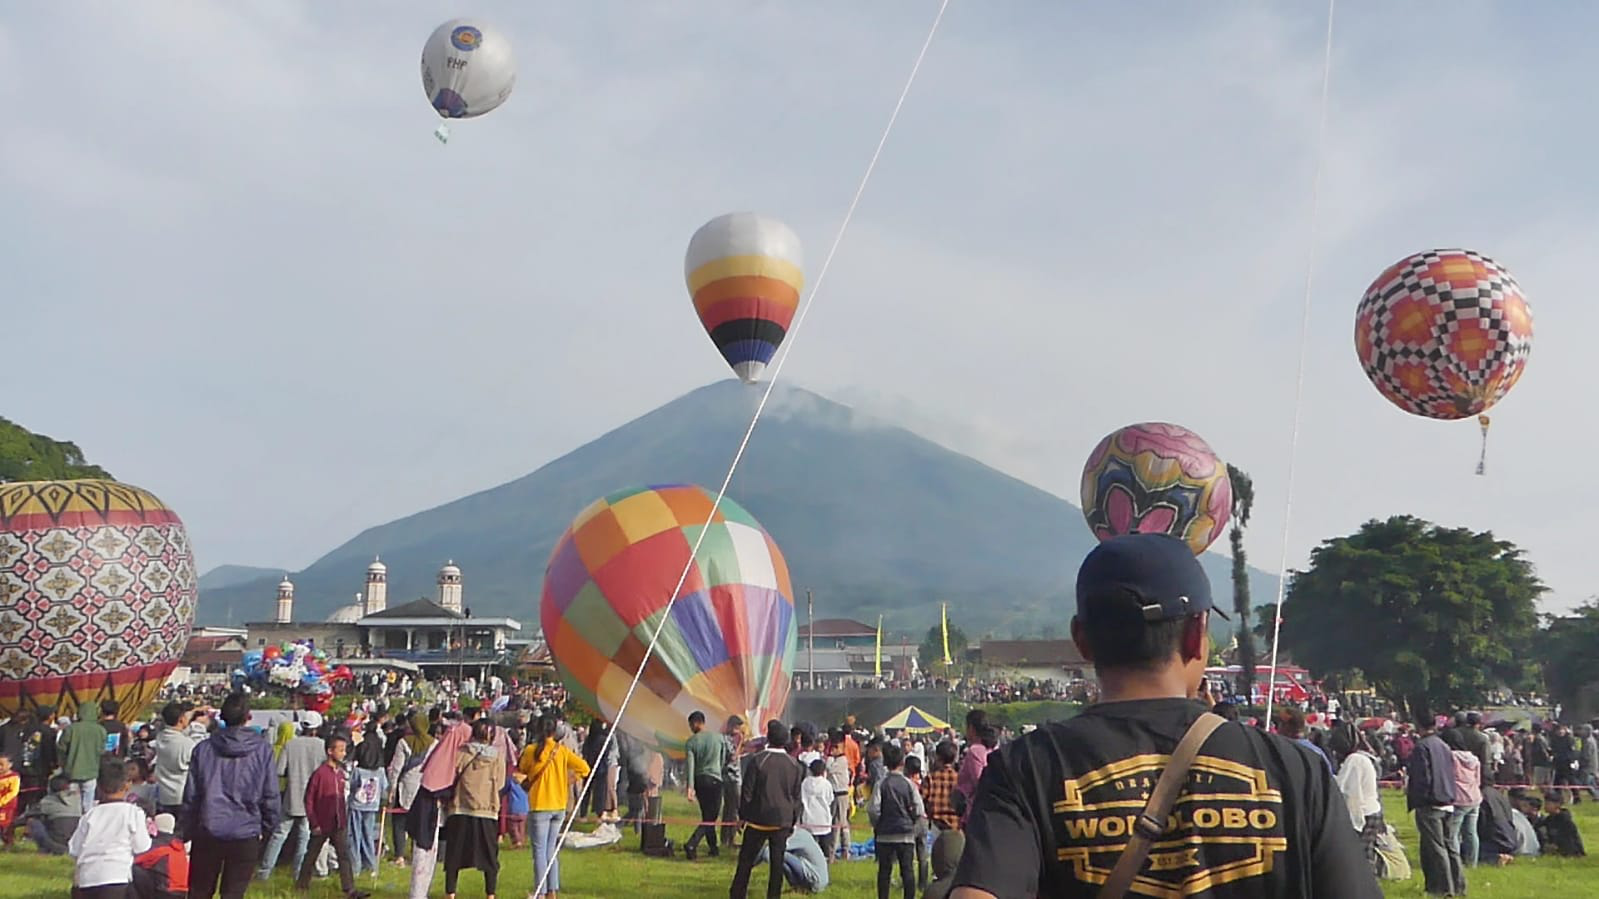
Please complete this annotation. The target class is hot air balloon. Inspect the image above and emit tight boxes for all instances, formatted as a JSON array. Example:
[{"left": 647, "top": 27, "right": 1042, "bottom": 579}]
[
  {"left": 0, "top": 480, "right": 198, "bottom": 725},
  {"left": 1080, "top": 423, "right": 1231, "bottom": 555},
  {"left": 540, "top": 485, "right": 796, "bottom": 757},
  {"left": 1354, "top": 248, "right": 1533, "bottom": 474},
  {"left": 420, "top": 18, "right": 516, "bottom": 144},
  {"left": 685, "top": 213, "right": 805, "bottom": 384}
]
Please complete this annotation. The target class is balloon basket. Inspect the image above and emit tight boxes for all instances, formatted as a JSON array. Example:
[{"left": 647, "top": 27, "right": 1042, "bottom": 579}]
[
  {"left": 1475, "top": 414, "right": 1490, "bottom": 477},
  {"left": 434, "top": 123, "right": 450, "bottom": 144}
]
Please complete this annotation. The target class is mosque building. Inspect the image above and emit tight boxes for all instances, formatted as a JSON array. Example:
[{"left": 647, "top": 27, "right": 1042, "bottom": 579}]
[{"left": 245, "top": 557, "right": 520, "bottom": 682}]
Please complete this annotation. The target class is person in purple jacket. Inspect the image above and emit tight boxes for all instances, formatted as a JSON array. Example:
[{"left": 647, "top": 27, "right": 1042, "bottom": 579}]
[{"left": 181, "top": 693, "right": 280, "bottom": 899}]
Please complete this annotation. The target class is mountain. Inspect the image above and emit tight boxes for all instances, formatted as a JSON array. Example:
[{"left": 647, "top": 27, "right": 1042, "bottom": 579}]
[
  {"left": 198, "top": 381, "right": 1279, "bottom": 639},
  {"left": 199, "top": 565, "right": 285, "bottom": 592}
]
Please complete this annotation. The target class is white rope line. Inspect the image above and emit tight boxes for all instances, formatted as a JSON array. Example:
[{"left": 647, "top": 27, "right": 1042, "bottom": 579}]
[
  {"left": 1265, "top": 0, "right": 1337, "bottom": 726},
  {"left": 533, "top": 1, "right": 952, "bottom": 891}
]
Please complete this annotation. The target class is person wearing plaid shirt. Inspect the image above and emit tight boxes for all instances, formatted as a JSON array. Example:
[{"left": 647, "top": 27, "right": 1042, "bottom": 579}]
[{"left": 922, "top": 742, "right": 961, "bottom": 832}]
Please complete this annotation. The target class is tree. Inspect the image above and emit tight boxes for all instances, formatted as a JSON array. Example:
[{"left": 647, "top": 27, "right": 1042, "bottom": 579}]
[
  {"left": 918, "top": 620, "right": 970, "bottom": 669},
  {"left": 1543, "top": 601, "right": 1599, "bottom": 716},
  {"left": 1274, "top": 516, "right": 1543, "bottom": 720},
  {"left": 1226, "top": 464, "right": 1258, "bottom": 703},
  {"left": 1252, "top": 602, "right": 1280, "bottom": 646},
  {"left": 0, "top": 417, "right": 112, "bottom": 483}
]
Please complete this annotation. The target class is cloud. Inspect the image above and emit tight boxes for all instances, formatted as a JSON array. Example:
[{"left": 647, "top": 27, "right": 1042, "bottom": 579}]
[{"left": 1, "top": 2, "right": 1593, "bottom": 614}]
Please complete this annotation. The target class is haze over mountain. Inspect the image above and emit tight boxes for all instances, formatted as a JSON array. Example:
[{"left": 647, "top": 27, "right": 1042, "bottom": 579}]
[
  {"left": 199, "top": 565, "right": 286, "bottom": 593},
  {"left": 199, "top": 381, "right": 1278, "bottom": 639}
]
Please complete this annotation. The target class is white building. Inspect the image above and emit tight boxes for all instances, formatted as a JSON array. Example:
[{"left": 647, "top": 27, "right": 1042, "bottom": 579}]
[{"left": 246, "top": 558, "right": 519, "bottom": 683}]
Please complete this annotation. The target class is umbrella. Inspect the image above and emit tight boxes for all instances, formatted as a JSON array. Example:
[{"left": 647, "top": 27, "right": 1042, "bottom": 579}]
[{"left": 879, "top": 705, "right": 951, "bottom": 734}]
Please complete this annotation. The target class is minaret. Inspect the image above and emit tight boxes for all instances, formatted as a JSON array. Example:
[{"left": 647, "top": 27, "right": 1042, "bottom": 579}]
[
  {"left": 365, "top": 556, "right": 388, "bottom": 614},
  {"left": 275, "top": 575, "right": 295, "bottom": 623},
  {"left": 438, "top": 560, "right": 463, "bottom": 614}
]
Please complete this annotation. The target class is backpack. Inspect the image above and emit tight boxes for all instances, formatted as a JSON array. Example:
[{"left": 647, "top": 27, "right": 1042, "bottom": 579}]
[
  {"left": 501, "top": 778, "right": 530, "bottom": 817},
  {"left": 1375, "top": 825, "right": 1411, "bottom": 880}
]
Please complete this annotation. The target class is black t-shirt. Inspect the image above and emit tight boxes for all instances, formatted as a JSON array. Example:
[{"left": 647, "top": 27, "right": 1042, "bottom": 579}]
[
  {"left": 103, "top": 721, "right": 132, "bottom": 759},
  {"left": 953, "top": 698, "right": 1381, "bottom": 898}
]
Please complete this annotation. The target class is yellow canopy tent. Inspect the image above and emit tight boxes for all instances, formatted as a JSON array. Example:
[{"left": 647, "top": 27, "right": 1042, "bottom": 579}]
[{"left": 879, "top": 705, "right": 951, "bottom": 734}]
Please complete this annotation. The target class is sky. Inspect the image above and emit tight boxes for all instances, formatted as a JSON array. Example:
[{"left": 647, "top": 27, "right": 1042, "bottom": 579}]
[{"left": 3, "top": 2, "right": 1595, "bottom": 616}]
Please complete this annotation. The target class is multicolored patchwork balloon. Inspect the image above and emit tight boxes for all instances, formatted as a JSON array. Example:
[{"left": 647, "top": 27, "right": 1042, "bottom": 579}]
[
  {"left": 1080, "top": 423, "right": 1232, "bottom": 555},
  {"left": 1355, "top": 248, "right": 1533, "bottom": 420},
  {"left": 0, "top": 480, "right": 198, "bottom": 725},
  {"left": 420, "top": 18, "right": 517, "bottom": 143},
  {"left": 686, "top": 212, "right": 805, "bottom": 384},
  {"left": 540, "top": 485, "right": 795, "bottom": 757}
]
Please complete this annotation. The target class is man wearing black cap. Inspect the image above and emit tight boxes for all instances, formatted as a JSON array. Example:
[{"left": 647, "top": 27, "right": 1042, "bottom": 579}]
[{"left": 951, "top": 533, "right": 1379, "bottom": 898}]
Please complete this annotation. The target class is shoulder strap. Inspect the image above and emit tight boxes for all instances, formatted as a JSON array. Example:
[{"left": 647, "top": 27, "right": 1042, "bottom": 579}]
[{"left": 1100, "top": 712, "right": 1226, "bottom": 899}]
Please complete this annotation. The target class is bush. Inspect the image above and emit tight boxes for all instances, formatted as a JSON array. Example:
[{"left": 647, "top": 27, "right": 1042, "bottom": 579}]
[{"left": 954, "top": 700, "right": 1081, "bottom": 729}]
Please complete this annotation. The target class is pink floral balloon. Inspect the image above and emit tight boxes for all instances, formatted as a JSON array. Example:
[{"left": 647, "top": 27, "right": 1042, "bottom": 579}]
[{"left": 1080, "top": 422, "right": 1232, "bottom": 555}]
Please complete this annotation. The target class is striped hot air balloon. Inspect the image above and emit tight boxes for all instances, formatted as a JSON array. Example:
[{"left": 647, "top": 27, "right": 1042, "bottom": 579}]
[
  {"left": 685, "top": 213, "right": 805, "bottom": 384},
  {"left": 540, "top": 485, "right": 795, "bottom": 757}
]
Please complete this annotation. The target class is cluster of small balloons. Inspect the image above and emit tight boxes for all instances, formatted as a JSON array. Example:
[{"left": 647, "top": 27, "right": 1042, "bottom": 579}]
[{"left": 234, "top": 641, "right": 353, "bottom": 712}]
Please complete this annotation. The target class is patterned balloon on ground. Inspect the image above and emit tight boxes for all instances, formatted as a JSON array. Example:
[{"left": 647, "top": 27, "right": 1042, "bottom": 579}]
[
  {"left": 0, "top": 480, "right": 197, "bottom": 724},
  {"left": 1080, "top": 423, "right": 1232, "bottom": 555},
  {"left": 1355, "top": 248, "right": 1533, "bottom": 420},
  {"left": 420, "top": 18, "right": 516, "bottom": 143},
  {"left": 540, "top": 485, "right": 795, "bottom": 757},
  {"left": 686, "top": 213, "right": 805, "bottom": 384}
]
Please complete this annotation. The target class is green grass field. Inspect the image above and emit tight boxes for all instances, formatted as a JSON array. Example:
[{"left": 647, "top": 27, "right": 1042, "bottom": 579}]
[{"left": 5, "top": 791, "right": 1595, "bottom": 897}]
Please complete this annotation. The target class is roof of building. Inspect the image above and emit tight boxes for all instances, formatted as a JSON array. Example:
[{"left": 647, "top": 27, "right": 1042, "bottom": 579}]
[
  {"left": 363, "top": 598, "right": 464, "bottom": 620},
  {"left": 516, "top": 642, "right": 553, "bottom": 668},
  {"left": 977, "top": 639, "right": 1089, "bottom": 668},
  {"left": 798, "top": 618, "right": 877, "bottom": 638},
  {"left": 182, "top": 634, "right": 245, "bottom": 667},
  {"left": 793, "top": 648, "right": 855, "bottom": 673},
  {"left": 185, "top": 635, "right": 245, "bottom": 653}
]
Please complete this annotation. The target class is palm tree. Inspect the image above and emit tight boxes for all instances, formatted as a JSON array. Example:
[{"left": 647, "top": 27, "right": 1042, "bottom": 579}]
[{"left": 1226, "top": 464, "right": 1257, "bottom": 705}]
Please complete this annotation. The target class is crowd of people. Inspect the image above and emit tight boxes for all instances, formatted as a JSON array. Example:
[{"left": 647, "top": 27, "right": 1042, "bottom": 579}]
[
  {"left": 0, "top": 677, "right": 1011, "bottom": 899},
  {"left": 638, "top": 706, "right": 1005, "bottom": 899},
  {"left": 1261, "top": 706, "right": 1590, "bottom": 896},
  {"left": 0, "top": 625, "right": 1593, "bottom": 899}
]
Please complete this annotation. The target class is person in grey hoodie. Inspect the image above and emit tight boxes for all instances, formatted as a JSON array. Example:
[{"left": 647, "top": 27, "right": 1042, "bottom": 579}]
[
  {"left": 1578, "top": 723, "right": 1599, "bottom": 801},
  {"left": 153, "top": 702, "right": 196, "bottom": 823},
  {"left": 255, "top": 711, "right": 327, "bottom": 881},
  {"left": 23, "top": 775, "right": 81, "bottom": 855},
  {"left": 923, "top": 830, "right": 967, "bottom": 899},
  {"left": 181, "top": 692, "right": 280, "bottom": 899}
]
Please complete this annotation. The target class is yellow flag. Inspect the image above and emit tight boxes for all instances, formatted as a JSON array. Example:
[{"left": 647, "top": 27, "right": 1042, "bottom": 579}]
[
  {"left": 875, "top": 615, "right": 883, "bottom": 678},
  {"left": 941, "top": 602, "right": 952, "bottom": 666}
]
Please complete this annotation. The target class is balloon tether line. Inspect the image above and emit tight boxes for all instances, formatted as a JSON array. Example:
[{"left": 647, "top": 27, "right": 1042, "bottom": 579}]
[
  {"left": 534, "top": 1, "right": 952, "bottom": 892},
  {"left": 1264, "top": 0, "right": 1336, "bottom": 727}
]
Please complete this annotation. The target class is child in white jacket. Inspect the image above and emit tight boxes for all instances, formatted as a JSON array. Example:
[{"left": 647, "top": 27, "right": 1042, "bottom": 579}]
[
  {"left": 69, "top": 760, "right": 151, "bottom": 899},
  {"left": 800, "top": 759, "right": 837, "bottom": 861}
]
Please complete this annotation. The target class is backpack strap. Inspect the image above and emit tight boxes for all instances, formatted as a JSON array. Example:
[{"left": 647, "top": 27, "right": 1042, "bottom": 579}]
[{"left": 1100, "top": 712, "right": 1227, "bottom": 899}]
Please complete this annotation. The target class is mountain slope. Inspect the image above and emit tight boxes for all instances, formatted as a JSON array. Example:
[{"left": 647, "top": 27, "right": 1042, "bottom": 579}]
[
  {"left": 199, "top": 565, "right": 285, "bottom": 592},
  {"left": 200, "top": 381, "right": 1279, "bottom": 638}
]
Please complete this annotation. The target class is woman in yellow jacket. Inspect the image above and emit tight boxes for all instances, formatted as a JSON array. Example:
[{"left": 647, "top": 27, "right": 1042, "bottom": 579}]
[{"left": 519, "top": 716, "right": 590, "bottom": 899}]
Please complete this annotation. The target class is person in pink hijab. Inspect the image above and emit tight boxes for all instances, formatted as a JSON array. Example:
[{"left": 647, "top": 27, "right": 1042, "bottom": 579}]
[{"left": 408, "top": 717, "right": 472, "bottom": 899}]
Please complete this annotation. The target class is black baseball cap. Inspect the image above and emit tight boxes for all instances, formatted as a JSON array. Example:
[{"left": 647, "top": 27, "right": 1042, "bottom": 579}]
[{"left": 1076, "top": 533, "right": 1227, "bottom": 623}]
